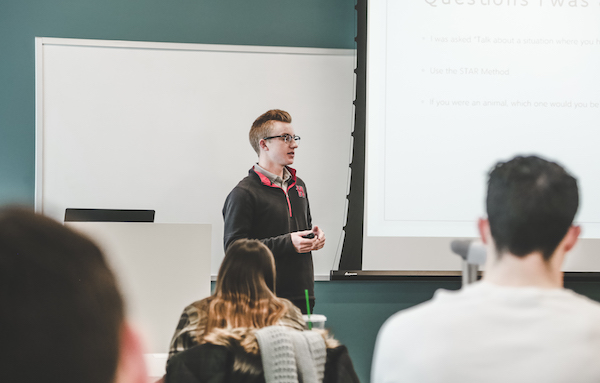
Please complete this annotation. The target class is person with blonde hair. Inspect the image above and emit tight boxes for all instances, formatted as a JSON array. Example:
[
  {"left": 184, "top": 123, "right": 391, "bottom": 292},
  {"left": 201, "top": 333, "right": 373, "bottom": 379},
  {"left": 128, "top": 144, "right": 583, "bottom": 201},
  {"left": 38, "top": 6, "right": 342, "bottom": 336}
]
[
  {"left": 166, "top": 238, "right": 359, "bottom": 383},
  {"left": 167, "top": 238, "right": 305, "bottom": 361}
]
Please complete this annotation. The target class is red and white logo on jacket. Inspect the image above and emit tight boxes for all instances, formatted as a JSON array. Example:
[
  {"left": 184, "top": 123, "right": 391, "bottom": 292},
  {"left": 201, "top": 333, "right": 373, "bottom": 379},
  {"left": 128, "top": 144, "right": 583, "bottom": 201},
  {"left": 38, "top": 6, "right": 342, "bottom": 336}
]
[{"left": 296, "top": 186, "right": 306, "bottom": 198}]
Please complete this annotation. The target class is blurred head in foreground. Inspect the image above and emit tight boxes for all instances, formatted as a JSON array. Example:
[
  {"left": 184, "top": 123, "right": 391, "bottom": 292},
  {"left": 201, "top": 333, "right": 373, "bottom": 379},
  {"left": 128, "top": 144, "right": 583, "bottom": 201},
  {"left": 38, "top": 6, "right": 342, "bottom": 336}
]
[{"left": 0, "top": 208, "right": 146, "bottom": 383}]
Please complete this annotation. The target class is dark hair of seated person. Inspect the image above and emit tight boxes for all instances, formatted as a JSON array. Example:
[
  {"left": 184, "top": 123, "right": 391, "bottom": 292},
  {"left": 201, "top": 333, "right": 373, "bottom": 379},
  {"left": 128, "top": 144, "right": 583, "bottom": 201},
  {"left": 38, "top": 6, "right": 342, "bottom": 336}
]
[
  {"left": 0, "top": 207, "right": 125, "bottom": 383},
  {"left": 487, "top": 155, "right": 579, "bottom": 260}
]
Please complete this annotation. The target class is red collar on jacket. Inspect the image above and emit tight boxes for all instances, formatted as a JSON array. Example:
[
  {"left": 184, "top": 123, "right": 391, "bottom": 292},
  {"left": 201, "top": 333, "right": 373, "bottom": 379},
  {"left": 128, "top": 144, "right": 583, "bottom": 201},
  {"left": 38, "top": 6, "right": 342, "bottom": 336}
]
[{"left": 253, "top": 166, "right": 297, "bottom": 191}]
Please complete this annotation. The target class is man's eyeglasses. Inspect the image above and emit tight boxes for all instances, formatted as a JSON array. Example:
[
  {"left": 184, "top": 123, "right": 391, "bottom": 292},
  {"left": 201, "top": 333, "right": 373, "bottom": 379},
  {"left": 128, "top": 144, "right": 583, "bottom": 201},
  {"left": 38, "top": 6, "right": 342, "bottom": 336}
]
[{"left": 263, "top": 134, "right": 301, "bottom": 143}]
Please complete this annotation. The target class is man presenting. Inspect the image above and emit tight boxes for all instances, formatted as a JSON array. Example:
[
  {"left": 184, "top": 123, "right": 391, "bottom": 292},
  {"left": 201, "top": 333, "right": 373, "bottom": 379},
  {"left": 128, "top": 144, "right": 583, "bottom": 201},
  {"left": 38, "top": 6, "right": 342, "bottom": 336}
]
[
  {"left": 372, "top": 155, "right": 600, "bottom": 383},
  {"left": 223, "top": 109, "right": 325, "bottom": 313}
]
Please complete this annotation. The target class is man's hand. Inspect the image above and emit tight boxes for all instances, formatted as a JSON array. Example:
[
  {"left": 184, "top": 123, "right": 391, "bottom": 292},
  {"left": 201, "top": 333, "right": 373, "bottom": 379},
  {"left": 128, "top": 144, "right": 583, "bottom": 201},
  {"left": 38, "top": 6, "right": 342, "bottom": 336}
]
[
  {"left": 312, "top": 225, "right": 325, "bottom": 250},
  {"left": 291, "top": 226, "right": 326, "bottom": 253}
]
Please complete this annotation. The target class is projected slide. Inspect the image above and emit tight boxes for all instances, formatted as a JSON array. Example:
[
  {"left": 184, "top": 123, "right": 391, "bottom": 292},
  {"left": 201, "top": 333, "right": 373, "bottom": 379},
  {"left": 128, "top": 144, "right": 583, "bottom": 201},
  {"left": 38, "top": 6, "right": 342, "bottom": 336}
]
[{"left": 367, "top": 0, "right": 600, "bottom": 238}]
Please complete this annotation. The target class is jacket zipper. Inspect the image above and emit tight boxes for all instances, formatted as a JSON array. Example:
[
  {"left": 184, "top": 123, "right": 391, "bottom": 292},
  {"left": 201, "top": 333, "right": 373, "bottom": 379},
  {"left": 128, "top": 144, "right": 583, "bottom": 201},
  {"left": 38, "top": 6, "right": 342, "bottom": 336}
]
[{"left": 284, "top": 189, "right": 292, "bottom": 217}]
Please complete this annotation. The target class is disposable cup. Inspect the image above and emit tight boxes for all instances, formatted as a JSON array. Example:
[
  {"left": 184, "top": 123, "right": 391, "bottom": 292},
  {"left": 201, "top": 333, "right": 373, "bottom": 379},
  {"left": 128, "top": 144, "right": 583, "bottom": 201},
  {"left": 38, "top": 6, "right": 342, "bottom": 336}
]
[{"left": 302, "top": 314, "right": 327, "bottom": 329}]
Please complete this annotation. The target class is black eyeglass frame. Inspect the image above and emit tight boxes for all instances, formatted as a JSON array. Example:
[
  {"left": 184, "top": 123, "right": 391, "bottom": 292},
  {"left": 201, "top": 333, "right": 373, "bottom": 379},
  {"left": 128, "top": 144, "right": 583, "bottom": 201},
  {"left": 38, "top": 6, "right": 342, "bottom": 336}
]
[{"left": 262, "top": 134, "right": 301, "bottom": 143}]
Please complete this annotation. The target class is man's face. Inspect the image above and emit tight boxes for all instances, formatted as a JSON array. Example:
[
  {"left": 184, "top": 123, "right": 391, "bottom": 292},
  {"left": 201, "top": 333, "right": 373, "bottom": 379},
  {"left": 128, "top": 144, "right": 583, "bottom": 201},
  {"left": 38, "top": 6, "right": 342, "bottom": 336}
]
[{"left": 261, "top": 121, "right": 298, "bottom": 167}]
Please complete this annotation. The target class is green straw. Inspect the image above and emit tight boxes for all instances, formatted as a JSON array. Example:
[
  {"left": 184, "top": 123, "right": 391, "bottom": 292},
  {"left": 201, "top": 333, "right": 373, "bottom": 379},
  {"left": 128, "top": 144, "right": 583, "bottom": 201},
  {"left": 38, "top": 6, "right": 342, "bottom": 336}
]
[{"left": 305, "top": 289, "right": 312, "bottom": 330}]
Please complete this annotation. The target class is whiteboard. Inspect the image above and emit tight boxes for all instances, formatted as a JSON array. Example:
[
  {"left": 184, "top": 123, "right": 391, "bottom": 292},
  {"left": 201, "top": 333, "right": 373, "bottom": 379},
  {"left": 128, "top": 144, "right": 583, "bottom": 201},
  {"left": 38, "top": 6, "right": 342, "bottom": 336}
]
[{"left": 35, "top": 37, "right": 356, "bottom": 279}]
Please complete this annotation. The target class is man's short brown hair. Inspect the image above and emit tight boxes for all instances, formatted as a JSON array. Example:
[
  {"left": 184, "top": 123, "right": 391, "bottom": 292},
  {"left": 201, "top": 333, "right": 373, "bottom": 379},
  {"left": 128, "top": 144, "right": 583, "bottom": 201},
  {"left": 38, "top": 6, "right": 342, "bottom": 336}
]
[{"left": 249, "top": 109, "right": 292, "bottom": 155}]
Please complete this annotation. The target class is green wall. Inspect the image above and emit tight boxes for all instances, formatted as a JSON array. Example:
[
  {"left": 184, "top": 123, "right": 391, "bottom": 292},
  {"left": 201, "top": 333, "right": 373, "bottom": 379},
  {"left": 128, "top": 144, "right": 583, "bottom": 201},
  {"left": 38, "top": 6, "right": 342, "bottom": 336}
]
[
  {"left": 0, "top": 0, "right": 355, "bottom": 205},
  {"left": 314, "top": 280, "right": 459, "bottom": 383}
]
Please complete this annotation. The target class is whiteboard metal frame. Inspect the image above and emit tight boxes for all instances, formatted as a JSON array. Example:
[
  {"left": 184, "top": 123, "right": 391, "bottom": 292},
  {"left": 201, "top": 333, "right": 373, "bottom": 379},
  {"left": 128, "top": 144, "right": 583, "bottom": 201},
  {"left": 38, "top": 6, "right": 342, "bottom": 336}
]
[{"left": 35, "top": 37, "right": 356, "bottom": 280}]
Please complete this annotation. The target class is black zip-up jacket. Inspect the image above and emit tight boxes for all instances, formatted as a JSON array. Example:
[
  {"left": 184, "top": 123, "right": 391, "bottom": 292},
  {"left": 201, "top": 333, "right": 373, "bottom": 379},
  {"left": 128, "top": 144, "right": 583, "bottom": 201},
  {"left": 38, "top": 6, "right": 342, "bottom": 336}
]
[{"left": 222, "top": 166, "right": 314, "bottom": 304}]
